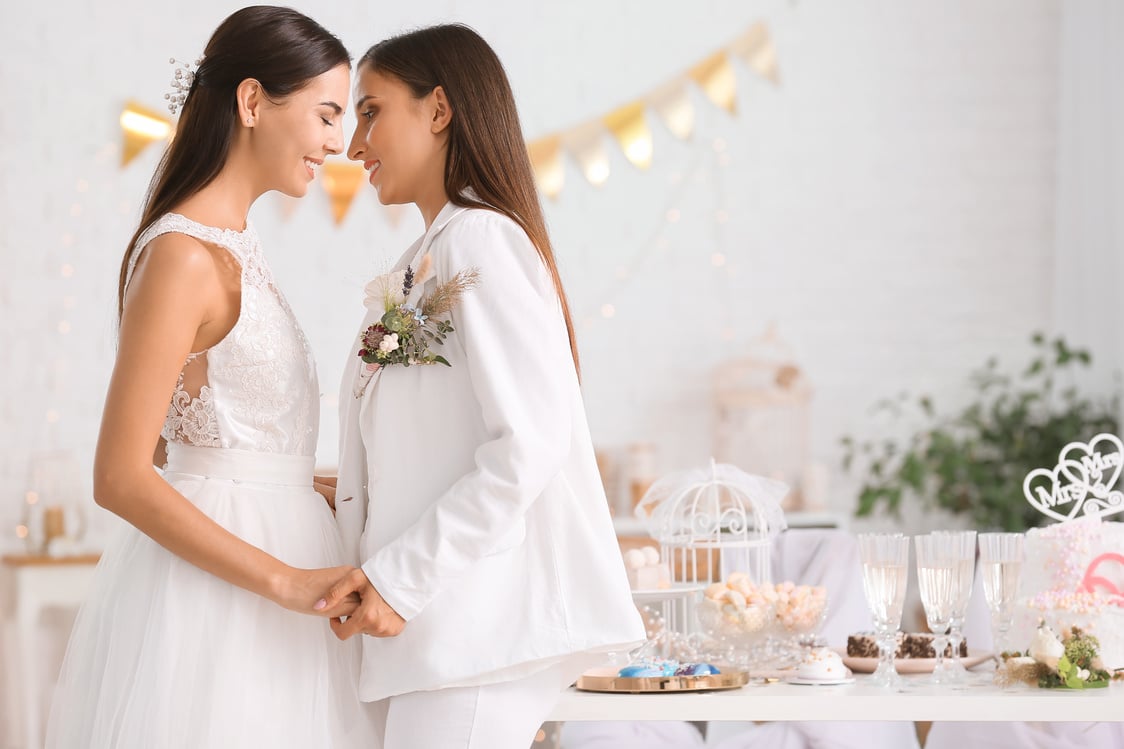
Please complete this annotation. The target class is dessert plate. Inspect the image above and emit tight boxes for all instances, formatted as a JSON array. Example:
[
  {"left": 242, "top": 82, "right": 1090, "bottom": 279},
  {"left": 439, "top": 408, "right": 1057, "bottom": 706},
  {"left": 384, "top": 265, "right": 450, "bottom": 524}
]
[{"left": 784, "top": 672, "right": 855, "bottom": 686}]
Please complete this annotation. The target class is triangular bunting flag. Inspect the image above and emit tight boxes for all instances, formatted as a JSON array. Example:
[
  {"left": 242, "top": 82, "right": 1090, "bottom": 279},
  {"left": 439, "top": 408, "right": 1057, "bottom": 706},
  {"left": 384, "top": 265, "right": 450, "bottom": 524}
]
[
  {"left": 321, "top": 162, "right": 365, "bottom": 225},
  {"left": 688, "top": 52, "right": 737, "bottom": 115},
  {"left": 603, "top": 101, "right": 653, "bottom": 170}
]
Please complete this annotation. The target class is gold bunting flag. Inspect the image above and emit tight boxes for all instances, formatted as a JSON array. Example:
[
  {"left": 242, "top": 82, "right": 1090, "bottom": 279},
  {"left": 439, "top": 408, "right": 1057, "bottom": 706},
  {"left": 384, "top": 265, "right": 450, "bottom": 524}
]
[
  {"left": 321, "top": 162, "right": 365, "bottom": 225},
  {"left": 527, "top": 135, "right": 565, "bottom": 198},
  {"left": 602, "top": 101, "right": 653, "bottom": 170},
  {"left": 730, "top": 21, "right": 780, "bottom": 84},
  {"left": 564, "top": 123, "right": 610, "bottom": 187},
  {"left": 688, "top": 51, "right": 738, "bottom": 115},
  {"left": 119, "top": 100, "right": 173, "bottom": 167},
  {"left": 649, "top": 80, "right": 695, "bottom": 141}
]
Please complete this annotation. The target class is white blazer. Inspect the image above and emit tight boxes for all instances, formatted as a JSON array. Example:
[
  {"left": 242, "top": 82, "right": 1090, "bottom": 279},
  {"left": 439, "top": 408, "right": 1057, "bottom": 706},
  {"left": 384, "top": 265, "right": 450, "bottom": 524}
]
[{"left": 336, "top": 201, "right": 645, "bottom": 702}]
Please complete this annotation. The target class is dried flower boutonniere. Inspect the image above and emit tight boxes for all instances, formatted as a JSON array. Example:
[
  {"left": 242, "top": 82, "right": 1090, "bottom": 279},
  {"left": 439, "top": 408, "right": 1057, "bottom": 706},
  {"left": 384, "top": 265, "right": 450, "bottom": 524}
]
[{"left": 354, "top": 254, "right": 480, "bottom": 398}]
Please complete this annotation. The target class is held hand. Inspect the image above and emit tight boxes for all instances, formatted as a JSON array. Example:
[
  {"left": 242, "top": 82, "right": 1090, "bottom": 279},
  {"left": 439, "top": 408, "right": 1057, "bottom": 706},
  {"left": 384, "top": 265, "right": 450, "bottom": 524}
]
[
  {"left": 274, "top": 565, "right": 361, "bottom": 618},
  {"left": 315, "top": 568, "right": 406, "bottom": 640},
  {"left": 312, "top": 480, "right": 337, "bottom": 512}
]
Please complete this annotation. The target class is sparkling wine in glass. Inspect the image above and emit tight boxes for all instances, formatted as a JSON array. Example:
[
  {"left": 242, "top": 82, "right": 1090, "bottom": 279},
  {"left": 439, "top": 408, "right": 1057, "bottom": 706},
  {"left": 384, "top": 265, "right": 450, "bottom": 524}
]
[
  {"left": 979, "top": 533, "right": 1024, "bottom": 657},
  {"left": 915, "top": 533, "right": 957, "bottom": 686},
  {"left": 858, "top": 533, "right": 910, "bottom": 690},
  {"left": 936, "top": 530, "right": 976, "bottom": 686}
]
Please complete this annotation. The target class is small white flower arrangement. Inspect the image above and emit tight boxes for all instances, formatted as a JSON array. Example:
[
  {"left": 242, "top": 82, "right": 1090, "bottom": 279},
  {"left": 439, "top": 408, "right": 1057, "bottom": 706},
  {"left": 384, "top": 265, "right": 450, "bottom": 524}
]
[{"left": 353, "top": 255, "right": 479, "bottom": 398}]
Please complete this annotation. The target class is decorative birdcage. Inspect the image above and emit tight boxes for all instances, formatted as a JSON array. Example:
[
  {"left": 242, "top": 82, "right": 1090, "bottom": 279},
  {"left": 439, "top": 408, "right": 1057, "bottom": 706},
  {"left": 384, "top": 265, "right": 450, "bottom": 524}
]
[
  {"left": 633, "top": 459, "right": 790, "bottom": 666},
  {"left": 713, "top": 324, "right": 813, "bottom": 511},
  {"left": 636, "top": 459, "right": 788, "bottom": 587}
]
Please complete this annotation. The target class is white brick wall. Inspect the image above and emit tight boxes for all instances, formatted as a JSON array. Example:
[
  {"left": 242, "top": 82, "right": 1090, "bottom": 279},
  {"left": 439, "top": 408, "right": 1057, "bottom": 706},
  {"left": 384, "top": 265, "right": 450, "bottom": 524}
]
[{"left": 0, "top": 0, "right": 1085, "bottom": 551}]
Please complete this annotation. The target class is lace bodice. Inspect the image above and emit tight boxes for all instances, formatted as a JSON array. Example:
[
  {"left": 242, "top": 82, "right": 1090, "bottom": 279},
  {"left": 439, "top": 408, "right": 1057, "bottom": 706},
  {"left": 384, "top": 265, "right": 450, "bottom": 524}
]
[{"left": 125, "top": 213, "right": 318, "bottom": 456}]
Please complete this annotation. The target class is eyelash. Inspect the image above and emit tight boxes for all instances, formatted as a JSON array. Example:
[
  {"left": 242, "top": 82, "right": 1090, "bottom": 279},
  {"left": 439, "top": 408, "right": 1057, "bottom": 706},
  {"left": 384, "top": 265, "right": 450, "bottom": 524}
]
[
  {"left": 321, "top": 117, "right": 333, "bottom": 126},
  {"left": 362, "top": 110, "right": 375, "bottom": 121}
]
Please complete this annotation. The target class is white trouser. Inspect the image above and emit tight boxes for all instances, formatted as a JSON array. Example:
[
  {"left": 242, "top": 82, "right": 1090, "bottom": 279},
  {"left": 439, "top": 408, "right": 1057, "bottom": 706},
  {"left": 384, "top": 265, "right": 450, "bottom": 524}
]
[{"left": 368, "top": 661, "right": 573, "bottom": 749}]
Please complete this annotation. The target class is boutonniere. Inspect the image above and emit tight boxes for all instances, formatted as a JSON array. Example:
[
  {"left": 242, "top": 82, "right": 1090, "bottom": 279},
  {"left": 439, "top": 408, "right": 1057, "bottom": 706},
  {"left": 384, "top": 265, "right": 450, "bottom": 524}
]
[{"left": 354, "top": 254, "right": 480, "bottom": 398}]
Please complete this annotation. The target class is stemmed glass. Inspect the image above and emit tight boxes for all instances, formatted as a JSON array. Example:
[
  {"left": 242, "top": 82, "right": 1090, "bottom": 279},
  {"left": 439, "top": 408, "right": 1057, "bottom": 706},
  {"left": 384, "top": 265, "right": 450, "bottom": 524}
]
[
  {"left": 938, "top": 530, "right": 976, "bottom": 687},
  {"left": 858, "top": 533, "right": 910, "bottom": 690},
  {"left": 978, "top": 533, "right": 1025, "bottom": 657},
  {"left": 915, "top": 533, "right": 957, "bottom": 685}
]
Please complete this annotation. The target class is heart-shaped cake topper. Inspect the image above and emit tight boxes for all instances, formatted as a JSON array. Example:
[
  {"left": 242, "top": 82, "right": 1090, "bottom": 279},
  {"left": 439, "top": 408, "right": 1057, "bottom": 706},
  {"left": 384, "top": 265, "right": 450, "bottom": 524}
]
[
  {"left": 1059, "top": 434, "right": 1124, "bottom": 498},
  {"left": 1023, "top": 433, "right": 1124, "bottom": 524}
]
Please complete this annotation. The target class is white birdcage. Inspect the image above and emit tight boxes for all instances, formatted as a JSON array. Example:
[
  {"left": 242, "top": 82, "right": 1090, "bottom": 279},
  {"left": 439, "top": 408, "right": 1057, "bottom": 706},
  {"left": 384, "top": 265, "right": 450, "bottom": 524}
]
[
  {"left": 636, "top": 459, "right": 788, "bottom": 588},
  {"left": 713, "top": 325, "right": 813, "bottom": 510}
]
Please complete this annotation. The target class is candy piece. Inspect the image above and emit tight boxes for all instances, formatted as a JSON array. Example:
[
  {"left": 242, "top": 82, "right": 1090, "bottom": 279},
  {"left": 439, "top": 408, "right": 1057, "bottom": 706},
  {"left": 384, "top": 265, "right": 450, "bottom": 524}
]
[
  {"left": 686, "top": 663, "right": 719, "bottom": 675},
  {"left": 722, "top": 589, "right": 747, "bottom": 608},
  {"left": 705, "top": 582, "right": 728, "bottom": 600},
  {"left": 622, "top": 659, "right": 721, "bottom": 679},
  {"left": 624, "top": 549, "right": 647, "bottom": 570},
  {"left": 727, "top": 572, "right": 750, "bottom": 588}
]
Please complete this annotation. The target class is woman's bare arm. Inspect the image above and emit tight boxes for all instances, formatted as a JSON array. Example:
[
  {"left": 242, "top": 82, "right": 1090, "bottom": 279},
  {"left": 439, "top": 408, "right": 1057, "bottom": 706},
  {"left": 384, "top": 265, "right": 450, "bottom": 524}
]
[{"left": 94, "top": 234, "right": 354, "bottom": 617}]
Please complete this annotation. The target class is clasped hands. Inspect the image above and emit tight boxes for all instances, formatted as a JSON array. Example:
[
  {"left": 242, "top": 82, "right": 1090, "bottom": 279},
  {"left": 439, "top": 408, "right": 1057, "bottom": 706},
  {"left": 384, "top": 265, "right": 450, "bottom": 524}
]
[
  {"left": 319, "top": 567, "right": 406, "bottom": 640},
  {"left": 296, "top": 476, "right": 405, "bottom": 638},
  {"left": 281, "top": 565, "right": 406, "bottom": 640}
]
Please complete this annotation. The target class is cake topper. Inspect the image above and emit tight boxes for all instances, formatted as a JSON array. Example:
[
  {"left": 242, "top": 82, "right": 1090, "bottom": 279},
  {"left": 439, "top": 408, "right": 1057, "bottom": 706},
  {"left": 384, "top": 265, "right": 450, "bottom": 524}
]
[{"left": 1023, "top": 433, "right": 1124, "bottom": 523}]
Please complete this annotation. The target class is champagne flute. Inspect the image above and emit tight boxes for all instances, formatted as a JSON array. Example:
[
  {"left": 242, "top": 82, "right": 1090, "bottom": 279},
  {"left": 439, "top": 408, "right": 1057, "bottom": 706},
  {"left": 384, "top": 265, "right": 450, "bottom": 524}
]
[
  {"left": 858, "top": 533, "right": 910, "bottom": 690},
  {"left": 915, "top": 533, "right": 957, "bottom": 686},
  {"left": 978, "top": 533, "right": 1024, "bottom": 657},
  {"left": 936, "top": 530, "right": 976, "bottom": 686}
]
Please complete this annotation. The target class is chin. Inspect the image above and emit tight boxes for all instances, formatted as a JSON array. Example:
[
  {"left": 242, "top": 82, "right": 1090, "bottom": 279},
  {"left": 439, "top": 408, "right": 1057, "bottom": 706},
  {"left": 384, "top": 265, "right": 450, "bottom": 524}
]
[
  {"left": 278, "top": 181, "right": 310, "bottom": 199},
  {"left": 374, "top": 186, "right": 401, "bottom": 206}
]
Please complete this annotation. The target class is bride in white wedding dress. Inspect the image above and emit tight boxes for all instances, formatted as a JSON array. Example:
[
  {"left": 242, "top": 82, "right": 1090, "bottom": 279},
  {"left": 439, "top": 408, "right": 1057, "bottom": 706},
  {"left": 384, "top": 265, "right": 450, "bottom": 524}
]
[{"left": 46, "top": 7, "right": 374, "bottom": 748}]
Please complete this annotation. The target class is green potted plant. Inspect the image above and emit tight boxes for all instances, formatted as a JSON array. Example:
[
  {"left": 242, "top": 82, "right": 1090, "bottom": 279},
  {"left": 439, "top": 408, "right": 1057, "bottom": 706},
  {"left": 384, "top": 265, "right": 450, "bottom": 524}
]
[{"left": 841, "top": 334, "right": 1120, "bottom": 531}]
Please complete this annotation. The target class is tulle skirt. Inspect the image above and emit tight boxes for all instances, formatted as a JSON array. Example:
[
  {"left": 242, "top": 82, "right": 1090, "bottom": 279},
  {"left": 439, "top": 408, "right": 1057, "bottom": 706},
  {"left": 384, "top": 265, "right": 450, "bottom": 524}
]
[{"left": 46, "top": 445, "right": 377, "bottom": 748}]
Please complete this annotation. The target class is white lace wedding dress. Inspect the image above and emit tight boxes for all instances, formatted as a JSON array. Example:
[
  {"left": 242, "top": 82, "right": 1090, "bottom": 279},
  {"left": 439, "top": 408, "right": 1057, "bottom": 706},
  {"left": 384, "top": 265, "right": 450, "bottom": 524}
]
[{"left": 46, "top": 214, "right": 375, "bottom": 748}]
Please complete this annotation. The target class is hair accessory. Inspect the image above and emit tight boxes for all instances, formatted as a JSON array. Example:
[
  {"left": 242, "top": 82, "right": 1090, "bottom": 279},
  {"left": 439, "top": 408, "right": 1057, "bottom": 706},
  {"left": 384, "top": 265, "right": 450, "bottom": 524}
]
[{"left": 164, "top": 56, "right": 203, "bottom": 115}]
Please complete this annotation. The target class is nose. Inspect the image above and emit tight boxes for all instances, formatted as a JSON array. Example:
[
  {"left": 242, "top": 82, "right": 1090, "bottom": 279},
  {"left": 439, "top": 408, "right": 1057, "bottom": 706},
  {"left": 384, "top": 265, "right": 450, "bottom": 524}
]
[
  {"left": 325, "top": 120, "right": 343, "bottom": 156},
  {"left": 347, "top": 122, "right": 366, "bottom": 162}
]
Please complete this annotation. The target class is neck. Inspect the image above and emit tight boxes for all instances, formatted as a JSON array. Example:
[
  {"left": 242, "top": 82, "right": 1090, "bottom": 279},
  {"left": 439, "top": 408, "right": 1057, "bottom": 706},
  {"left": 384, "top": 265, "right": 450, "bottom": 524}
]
[
  {"left": 176, "top": 150, "right": 262, "bottom": 231},
  {"left": 416, "top": 185, "right": 451, "bottom": 230},
  {"left": 414, "top": 155, "right": 452, "bottom": 229}
]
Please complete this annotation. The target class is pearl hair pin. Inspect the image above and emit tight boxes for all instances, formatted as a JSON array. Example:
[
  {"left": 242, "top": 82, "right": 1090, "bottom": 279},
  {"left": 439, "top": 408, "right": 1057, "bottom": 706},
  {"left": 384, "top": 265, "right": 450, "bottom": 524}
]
[{"left": 165, "top": 56, "right": 203, "bottom": 115}]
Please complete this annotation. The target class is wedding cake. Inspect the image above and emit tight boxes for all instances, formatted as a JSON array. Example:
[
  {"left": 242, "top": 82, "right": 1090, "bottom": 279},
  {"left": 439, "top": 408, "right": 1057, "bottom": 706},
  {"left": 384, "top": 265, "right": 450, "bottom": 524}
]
[{"left": 1015, "top": 517, "right": 1124, "bottom": 670}]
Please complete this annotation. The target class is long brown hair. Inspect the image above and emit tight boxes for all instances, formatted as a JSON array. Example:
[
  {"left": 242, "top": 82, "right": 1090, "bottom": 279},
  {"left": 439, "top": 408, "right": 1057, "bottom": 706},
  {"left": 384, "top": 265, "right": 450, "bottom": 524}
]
[
  {"left": 117, "top": 6, "right": 349, "bottom": 319},
  {"left": 358, "top": 25, "right": 581, "bottom": 377}
]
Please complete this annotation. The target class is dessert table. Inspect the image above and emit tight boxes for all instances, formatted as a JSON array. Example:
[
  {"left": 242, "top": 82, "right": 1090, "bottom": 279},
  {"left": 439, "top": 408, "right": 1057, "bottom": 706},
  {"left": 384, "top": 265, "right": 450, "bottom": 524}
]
[
  {"left": 549, "top": 672, "right": 1124, "bottom": 722},
  {"left": 1, "top": 554, "right": 100, "bottom": 749}
]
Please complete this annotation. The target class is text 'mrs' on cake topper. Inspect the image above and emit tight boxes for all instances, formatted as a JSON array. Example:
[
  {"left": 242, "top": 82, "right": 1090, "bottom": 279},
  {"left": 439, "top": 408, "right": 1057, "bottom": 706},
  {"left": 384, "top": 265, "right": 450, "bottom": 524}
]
[{"left": 1023, "top": 433, "right": 1124, "bottom": 524}]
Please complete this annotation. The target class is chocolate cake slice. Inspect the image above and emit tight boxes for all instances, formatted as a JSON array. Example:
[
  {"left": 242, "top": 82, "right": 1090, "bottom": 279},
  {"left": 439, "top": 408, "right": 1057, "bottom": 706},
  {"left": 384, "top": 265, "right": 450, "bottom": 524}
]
[{"left": 847, "top": 632, "right": 968, "bottom": 658}]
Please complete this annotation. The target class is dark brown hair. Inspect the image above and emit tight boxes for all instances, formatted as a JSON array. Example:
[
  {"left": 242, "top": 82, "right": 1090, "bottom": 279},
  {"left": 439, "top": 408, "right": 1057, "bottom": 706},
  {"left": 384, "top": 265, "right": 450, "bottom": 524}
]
[
  {"left": 117, "top": 6, "right": 349, "bottom": 318},
  {"left": 358, "top": 24, "right": 581, "bottom": 377}
]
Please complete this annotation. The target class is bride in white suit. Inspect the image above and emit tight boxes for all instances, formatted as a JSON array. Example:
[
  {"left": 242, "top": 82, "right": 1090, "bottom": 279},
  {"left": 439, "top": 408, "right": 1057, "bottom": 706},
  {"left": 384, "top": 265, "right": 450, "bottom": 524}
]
[{"left": 317, "top": 23, "right": 646, "bottom": 749}]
